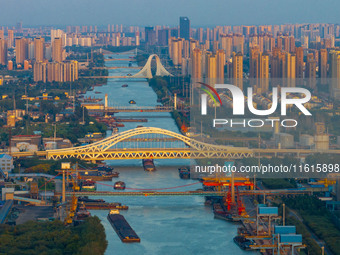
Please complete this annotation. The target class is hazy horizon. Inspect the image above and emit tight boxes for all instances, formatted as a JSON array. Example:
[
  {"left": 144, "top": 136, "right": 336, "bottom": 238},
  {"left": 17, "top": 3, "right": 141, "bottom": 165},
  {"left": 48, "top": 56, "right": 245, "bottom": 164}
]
[{"left": 0, "top": 0, "right": 339, "bottom": 27}]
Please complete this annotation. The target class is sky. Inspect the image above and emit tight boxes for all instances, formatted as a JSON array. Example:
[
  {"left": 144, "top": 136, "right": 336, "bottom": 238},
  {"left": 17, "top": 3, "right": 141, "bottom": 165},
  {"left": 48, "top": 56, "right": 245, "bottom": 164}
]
[{"left": 0, "top": 0, "right": 339, "bottom": 27}]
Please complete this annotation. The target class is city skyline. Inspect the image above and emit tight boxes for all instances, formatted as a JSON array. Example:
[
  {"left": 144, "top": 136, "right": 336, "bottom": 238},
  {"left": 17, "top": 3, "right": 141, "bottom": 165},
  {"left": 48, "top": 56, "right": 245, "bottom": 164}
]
[{"left": 0, "top": 0, "right": 340, "bottom": 27}]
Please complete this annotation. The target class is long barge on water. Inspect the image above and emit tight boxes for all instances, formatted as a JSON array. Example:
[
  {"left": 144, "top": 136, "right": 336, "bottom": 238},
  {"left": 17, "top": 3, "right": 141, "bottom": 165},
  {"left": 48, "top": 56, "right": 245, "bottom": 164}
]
[
  {"left": 84, "top": 202, "right": 128, "bottom": 210},
  {"left": 107, "top": 210, "right": 140, "bottom": 243}
]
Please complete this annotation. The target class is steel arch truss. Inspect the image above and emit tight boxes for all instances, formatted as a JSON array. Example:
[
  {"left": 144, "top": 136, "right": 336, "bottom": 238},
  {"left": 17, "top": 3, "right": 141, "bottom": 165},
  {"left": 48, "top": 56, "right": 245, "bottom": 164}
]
[{"left": 46, "top": 127, "right": 254, "bottom": 160}]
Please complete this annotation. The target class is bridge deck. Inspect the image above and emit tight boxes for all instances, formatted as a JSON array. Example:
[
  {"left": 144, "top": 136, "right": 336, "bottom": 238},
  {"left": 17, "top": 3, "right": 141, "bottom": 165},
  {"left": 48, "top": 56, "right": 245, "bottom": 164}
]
[
  {"left": 104, "top": 58, "right": 136, "bottom": 61},
  {"left": 92, "top": 67, "right": 141, "bottom": 69},
  {"left": 67, "top": 188, "right": 325, "bottom": 197}
]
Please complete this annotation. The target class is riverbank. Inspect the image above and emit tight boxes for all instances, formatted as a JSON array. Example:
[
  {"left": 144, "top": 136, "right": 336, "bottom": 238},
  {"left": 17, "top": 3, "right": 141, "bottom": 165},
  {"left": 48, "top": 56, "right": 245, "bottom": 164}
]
[{"left": 0, "top": 216, "right": 108, "bottom": 255}]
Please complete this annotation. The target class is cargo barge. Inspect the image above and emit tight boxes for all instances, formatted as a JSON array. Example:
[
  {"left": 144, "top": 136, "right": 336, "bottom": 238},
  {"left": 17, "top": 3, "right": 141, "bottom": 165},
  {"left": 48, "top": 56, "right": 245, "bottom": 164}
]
[
  {"left": 75, "top": 202, "right": 91, "bottom": 221},
  {"left": 107, "top": 210, "right": 141, "bottom": 243},
  {"left": 81, "top": 180, "right": 96, "bottom": 191},
  {"left": 79, "top": 172, "right": 119, "bottom": 181},
  {"left": 84, "top": 202, "right": 128, "bottom": 210},
  {"left": 233, "top": 235, "right": 255, "bottom": 250},
  {"left": 79, "top": 166, "right": 119, "bottom": 181},
  {"left": 114, "top": 181, "right": 126, "bottom": 190},
  {"left": 142, "top": 159, "right": 156, "bottom": 171},
  {"left": 78, "top": 196, "right": 104, "bottom": 203},
  {"left": 178, "top": 167, "right": 190, "bottom": 179},
  {"left": 212, "top": 200, "right": 241, "bottom": 222},
  {"left": 78, "top": 197, "right": 129, "bottom": 210}
]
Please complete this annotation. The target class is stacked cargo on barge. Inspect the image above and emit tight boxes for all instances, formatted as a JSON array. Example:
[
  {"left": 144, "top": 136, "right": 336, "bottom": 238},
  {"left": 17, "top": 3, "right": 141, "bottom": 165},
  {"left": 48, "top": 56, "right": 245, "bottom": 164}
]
[
  {"left": 79, "top": 166, "right": 119, "bottom": 181},
  {"left": 78, "top": 197, "right": 128, "bottom": 210}
]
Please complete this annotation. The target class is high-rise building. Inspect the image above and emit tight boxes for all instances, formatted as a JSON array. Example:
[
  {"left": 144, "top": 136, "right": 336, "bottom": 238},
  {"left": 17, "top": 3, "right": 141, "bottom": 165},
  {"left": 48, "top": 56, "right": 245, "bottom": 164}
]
[
  {"left": 289, "top": 36, "right": 295, "bottom": 53},
  {"left": 35, "top": 60, "right": 78, "bottom": 83},
  {"left": 169, "top": 38, "right": 183, "bottom": 66},
  {"left": 135, "top": 32, "right": 140, "bottom": 46},
  {"left": 329, "top": 50, "right": 340, "bottom": 97},
  {"left": 305, "top": 53, "right": 317, "bottom": 88},
  {"left": 277, "top": 36, "right": 283, "bottom": 50},
  {"left": 232, "top": 52, "right": 243, "bottom": 89},
  {"left": 34, "top": 37, "right": 45, "bottom": 62},
  {"left": 189, "top": 39, "right": 198, "bottom": 58},
  {"left": 33, "top": 61, "right": 47, "bottom": 82},
  {"left": 179, "top": 17, "right": 190, "bottom": 40},
  {"left": 319, "top": 49, "right": 328, "bottom": 84},
  {"left": 233, "top": 34, "right": 244, "bottom": 54},
  {"left": 191, "top": 48, "right": 202, "bottom": 79},
  {"left": 23, "top": 60, "right": 29, "bottom": 70},
  {"left": 216, "top": 49, "right": 225, "bottom": 82},
  {"left": 249, "top": 46, "right": 260, "bottom": 80},
  {"left": 205, "top": 28, "right": 210, "bottom": 42},
  {"left": 15, "top": 37, "right": 28, "bottom": 64},
  {"left": 283, "top": 36, "right": 290, "bottom": 52},
  {"left": 258, "top": 35, "right": 264, "bottom": 52},
  {"left": 301, "top": 36, "right": 309, "bottom": 49},
  {"left": 145, "top": 27, "right": 156, "bottom": 46},
  {"left": 51, "top": 29, "right": 65, "bottom": 45},
  {"left": 65, "top": 61, "right": 79, "bottom": 82},
  {"left": 285, "top": 52, "right": 296, "bottom": 79},
  {"left": 158, "top": 29, "right": 170, "bottom": 46},
  {"left": 197, "top": 28, "right": 204, "bottom": 43},
  {"left": 271, "top": 48, "right": 284, "bottom": 78},
  {"left": 0, "top": 39, "right": 7, "bottom": 66},
  {"left": 250, "top": 47, "right": 269, "bottom": 92},
  {"left": 285, "top": 52, "right": 296, "bottom": 87},
  {"left": 295, "top": 47, "right": 304, "bottom": 79},
  {"left": 206, "top": 53, "right": 217, "bottom": 79},
  {"left": 28, "top": 41, "right": 34, "bottom": 60},
  {"left": 7, "top": 30, "right": 14, "bottom": 48},
  {"left": 52, "top": 38, "right": 63, "bottom": 62},
  {"left": 183, "top": 40, "right": 190, "bottom": 59},
  {"left": 45, "top": 44, "right": 52, "bottom": 61},
  {"left": 259, "top": 53, "right": 270, "bottom": 92},
  {"left": 219, "top": 34, "right": 233, "bottom": 59}
]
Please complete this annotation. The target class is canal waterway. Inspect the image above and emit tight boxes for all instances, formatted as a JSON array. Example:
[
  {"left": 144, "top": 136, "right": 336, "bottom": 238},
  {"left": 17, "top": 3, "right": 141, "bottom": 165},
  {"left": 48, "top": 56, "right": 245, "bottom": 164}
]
[{"left": 84, "top": 53, "right": 253, "bottom": 255}]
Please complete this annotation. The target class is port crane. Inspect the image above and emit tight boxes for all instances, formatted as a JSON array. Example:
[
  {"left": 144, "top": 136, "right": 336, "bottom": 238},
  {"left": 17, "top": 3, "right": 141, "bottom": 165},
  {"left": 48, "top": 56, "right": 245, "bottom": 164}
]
[{"left": 58, "top": 163, "right": 81, "bottom": 225}]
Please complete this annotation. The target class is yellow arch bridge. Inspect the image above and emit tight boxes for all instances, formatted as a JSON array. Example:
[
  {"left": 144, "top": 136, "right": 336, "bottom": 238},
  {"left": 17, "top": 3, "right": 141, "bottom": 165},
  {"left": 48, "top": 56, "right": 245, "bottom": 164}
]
[{"left": 45, "top": 127, "right": 253, "bottom": 160}]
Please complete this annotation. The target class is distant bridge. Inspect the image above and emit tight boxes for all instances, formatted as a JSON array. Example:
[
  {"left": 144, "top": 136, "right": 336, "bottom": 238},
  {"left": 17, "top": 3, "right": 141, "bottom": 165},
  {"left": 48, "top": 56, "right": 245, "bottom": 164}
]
[
  {"left": 82, "top": 54, "right": 172, "bottom": 79},
  {"left": 86, "top": 106, "right": 174, "bottom": 113},
  {"left": 104, "top": 58, "right": 136, "bottom": 61}
]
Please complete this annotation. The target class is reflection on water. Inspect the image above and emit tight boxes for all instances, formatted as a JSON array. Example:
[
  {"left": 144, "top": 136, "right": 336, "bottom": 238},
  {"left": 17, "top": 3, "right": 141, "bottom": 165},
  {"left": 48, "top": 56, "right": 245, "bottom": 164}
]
[{"left": 85, "top": 54, "right": 253, "bottom": 255}]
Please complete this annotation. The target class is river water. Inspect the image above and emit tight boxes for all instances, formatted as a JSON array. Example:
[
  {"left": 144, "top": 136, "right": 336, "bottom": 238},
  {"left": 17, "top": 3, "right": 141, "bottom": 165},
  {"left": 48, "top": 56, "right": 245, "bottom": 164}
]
[{"left": 84, "top": 53, "right": 252, "bottom": 255}]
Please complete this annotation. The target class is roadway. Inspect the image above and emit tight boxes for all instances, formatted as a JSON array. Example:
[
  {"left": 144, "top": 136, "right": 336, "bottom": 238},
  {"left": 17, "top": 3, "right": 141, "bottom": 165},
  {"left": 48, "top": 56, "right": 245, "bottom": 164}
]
[
  {"left": 104, "top": 58, "right": 136, "bottom": 61},
  {"left": 10, "top": 147, "right": 340, "bottom": 160},
  {"left": 66, "top": 188, "right": 327, "bottom": 197},
  {"left": 81, "top": 76, "right": 141, "bottom": 79},
  {"left": 92, "top": 67, "right": 141, "bottom": 70},
  {"left": 85, "top": 106, "right": 174, "bottom": 113},
  {"left": 45, "top": 148, "right": 253, "bottom": 160}
]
